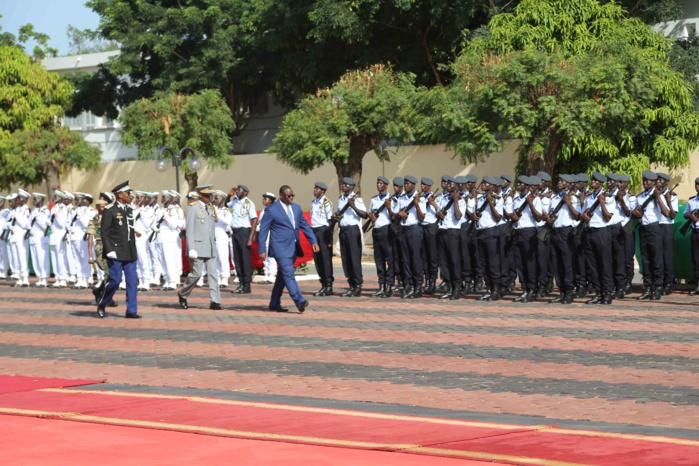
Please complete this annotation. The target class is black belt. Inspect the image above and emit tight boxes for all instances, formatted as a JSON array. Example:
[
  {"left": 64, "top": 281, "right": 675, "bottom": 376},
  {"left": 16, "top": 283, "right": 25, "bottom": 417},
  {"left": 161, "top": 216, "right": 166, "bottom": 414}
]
[
  {"left": 312, "top": 226, "right": 329, "bottom": 231},
  {"left": 373, "top": 225, "right": 389, "bottom": 231},
  {"left": 401, "top": 224, "right": 419, "bottom": 230},
  {"left": 340, "top": 224, "right": 359, "bottom": 230}
]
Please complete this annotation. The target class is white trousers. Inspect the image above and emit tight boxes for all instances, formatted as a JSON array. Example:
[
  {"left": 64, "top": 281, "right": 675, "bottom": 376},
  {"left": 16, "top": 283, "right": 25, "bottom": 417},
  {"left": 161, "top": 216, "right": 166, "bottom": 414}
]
[
  {"left": 135, "top": 237, "right": 152, "bottom": 282},
  {"left": 30, "top": 240, "right": 50, "bottom": 279},
  {"left": 49, "top": 241, "right": 68, "bottom": 280},
  {"left": 156, "top": 238, "right": 181, "bottom": 284},
  {"left": 147, "top": 239, "right": 162, "bottom": 280},
  {"left": 70, "top": 239, "right": 90, "bottom": 280},
  {"left": 215, "top": 233, "right": 231, "bottom": 279},
  {"left": 0, "top": 241, "right": 7, "bottom": 275},
  {"left": 9, "top": 240, "right": 29, "bottom": 278}
]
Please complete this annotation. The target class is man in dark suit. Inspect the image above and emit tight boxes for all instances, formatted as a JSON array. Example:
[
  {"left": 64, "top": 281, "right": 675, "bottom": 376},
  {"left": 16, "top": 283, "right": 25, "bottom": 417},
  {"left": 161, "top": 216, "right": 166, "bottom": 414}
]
[
  {"left": 97, "top": 181, "right": 139, "bottom": 318},
  {"left": 257, "top": 185, "right": 319, "bottom": 313}
]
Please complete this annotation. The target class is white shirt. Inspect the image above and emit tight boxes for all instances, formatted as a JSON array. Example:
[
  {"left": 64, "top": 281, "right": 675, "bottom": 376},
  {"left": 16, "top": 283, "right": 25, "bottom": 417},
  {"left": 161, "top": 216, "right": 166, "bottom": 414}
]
[
  {"left": 438, "top": 193, "right": 466, "bottom": 230},
  {"left": 418, "top": 192, "right": 438, "bottom": 225},
  {"left": 658, "top": 188, "right": 677, "bottom": 225},
  {"left": 397, "top": 191, "right": 419, "bottom": 227},
  {"left": 549, "top": 192, "right": 579, "bottom": 228},
  {"left": 368, "top": 193, "right": 391, "bottom": 229},
  {"left": 684, "top": 195, "right": 699, "bottom": 230},
  {"left": 337, "top": 193, "right": 365, "bottom": 227},
  {"left": 228, "top": 196, "right": 257, "bottom": 229},
  {"left": 635, "top": 189, "right": 664, "bottom": 225},
  {"left": 475, "top": 193, "right": 503, "bottom": 230},
  {"left": 311, "top": 196, "right": 333, "bottom": 228},
  {"left": 580, "top": 190, "right": 614, "bottom": 228},
  {"left": 506, "top": 193, "right": 541, "bottom": 229}
]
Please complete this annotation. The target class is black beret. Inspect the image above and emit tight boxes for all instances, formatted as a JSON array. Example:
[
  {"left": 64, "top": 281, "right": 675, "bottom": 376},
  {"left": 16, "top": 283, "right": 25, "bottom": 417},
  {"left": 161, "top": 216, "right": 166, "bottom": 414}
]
[
  {"left": 577, "top": 173, "right": 590, "bottom": 182},
  {"left": 238, "top": 184, "right": 250, "bottom": 193},
  {"left": 529, "top": 176, "right": 542, "bottom": 185},
  {"left": 695, "top": 177, "right": 699, "bottom": 184},
  {"left": 315, "top": 181, "right": 328, "bottom": 190},
  {"left": 342, "top": 177, "right": 356, "bottom": 186},
  {"left": 500, "top": 174, "right": 513, "bottom": 183},
  {"left": 404, "top": 175, "right": 418, "bottom": 184},
  {"left": 483, "top": 175, "right": 499, "bottom": 185},
  {"left": 517, "top": 175, "right": 530, "bottom": 185},
  {"left": 392, "top": 176, "right": 404, "bottom": 186},
  {"left": 376, "top": 176, "right": 389, "bottom": 185},
  {"left": 656, "top": 172, "right": 670, "bottom": 181},
  {"left": 421, "top": 177, "right": 434, "bottom": 186},
  {"left": 618, "top": 174, "right": 630, "bottom": 182},
  {"left": 559, "top": 174, "right": 577, "bottom": 183},
  {"left": 591, "top": 172, "right": 606, "bottom": 182},
  {"left": 454, "top": 176, "right": 468, "bottom": 184},
  {"left": 441, "top": 174, "right": 451, "bottom": 182},
  {"left": 537, "top": 171, "right": 552, "bottom": 182},
  {"left": 606, "top": 173, "right": 619, "bottom": 181},
  {"left": 466, "top": 174, "right": 478, "bottom": 183},
  {"left": 642, "top": 170, "right": 658, "bottom": 181}
]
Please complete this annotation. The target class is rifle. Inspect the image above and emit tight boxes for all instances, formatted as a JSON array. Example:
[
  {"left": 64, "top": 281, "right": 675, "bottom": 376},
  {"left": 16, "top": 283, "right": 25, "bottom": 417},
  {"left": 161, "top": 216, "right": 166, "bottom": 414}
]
[
  {"left": 437, "top": 191, "right": 467, "bottom": 225},
  {"left": 389, "top": 191, "right": 429, "bottom": 234},
  {"left": 465, "top": 190, "right": 495, "bottom": 235},
  {"left": 62, "top": 213, "right": 79, "bottom": 242},
  {"left": 44, "top": 213, "right": 55, "bottom": 236},
  {"left": 504, "top": 192, "right": 533, "bottom": 238},
  {"left": 2, "top": 218, "right": 16, "bottom": 241},
  {"left": 680, "top": 206, "right": 699, "bottom": 236},
  {"left": 573, "top": 190, "right": 608, "bottom": 237},
  {"left": 328, "top": 192, "right": 357, "bottom": 232},
  {"left": 630, "top": 184, "right": 674, "bottom": 233},
  {"left": 362, "top": 194, "right": 393, "bottom": 233},
  {"left": 148, "top": 214, "right": 167, "bottom": 243},
  {"left": 24, "top": 218, "right": 36, "bottom": 239},
  {"left": 538, "top": 190, "right": 571, "bottom": 241}
]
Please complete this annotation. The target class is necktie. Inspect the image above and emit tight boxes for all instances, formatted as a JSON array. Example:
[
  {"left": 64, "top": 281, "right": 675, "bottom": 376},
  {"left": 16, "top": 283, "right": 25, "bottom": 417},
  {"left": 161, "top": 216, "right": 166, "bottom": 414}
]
[{"left": 286, "top": 204, "right": 294, "bottom": 227}]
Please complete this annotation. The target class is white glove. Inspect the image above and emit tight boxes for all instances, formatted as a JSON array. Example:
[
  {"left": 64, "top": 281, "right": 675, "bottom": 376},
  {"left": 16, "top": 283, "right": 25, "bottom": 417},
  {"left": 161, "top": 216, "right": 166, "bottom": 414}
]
[
  {"left": 106, "top": 251, "right": 117, "bottom": 259},
  {"left": 188, "top": 250, "right": 198, "bottom": 259}
]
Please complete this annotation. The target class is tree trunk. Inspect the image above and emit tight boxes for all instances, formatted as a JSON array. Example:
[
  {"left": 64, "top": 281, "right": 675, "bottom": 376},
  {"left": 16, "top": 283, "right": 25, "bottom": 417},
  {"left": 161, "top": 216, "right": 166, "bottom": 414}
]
[
  {"left": 333, "top": 134, "right": 374, "bottom": 197},
  {"left": 185, "top": 172, "right": 198, "bottom": 195},
  {"left": 45, "top": 161, "right": 61, "bottom": 194}
]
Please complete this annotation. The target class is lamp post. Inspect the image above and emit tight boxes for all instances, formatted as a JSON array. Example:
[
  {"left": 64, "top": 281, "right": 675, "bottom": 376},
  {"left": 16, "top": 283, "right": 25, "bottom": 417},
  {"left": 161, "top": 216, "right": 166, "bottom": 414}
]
[{"left": 155, "top": 147, "right": 200, "bottom": 193}]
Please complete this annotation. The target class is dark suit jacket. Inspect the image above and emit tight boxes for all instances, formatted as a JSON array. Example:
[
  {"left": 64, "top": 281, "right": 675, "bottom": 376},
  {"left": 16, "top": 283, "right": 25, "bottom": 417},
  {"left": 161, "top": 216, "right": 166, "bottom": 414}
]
[
  {"left": 257, "top": 201, "right": 316, "bottom": 259},
  {"left": 100, "top": 202, "right": 137, "bottom": 261}
]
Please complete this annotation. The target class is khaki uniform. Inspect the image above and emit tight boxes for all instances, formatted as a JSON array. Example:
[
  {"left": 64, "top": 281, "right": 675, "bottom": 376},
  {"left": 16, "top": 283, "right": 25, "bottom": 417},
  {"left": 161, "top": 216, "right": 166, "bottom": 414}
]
[{"left": 87, "top": 213, "right": 107, "bottom": 276}]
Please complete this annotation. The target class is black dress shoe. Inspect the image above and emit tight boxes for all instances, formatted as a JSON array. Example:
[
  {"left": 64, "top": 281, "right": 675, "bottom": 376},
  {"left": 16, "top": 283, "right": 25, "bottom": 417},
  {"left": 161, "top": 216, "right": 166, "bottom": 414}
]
[
  {"left": 96, "top": 307, "right": 105, "bottom": 318},
  {"left": 662, "top": 284, "right": 673, "bottom": 296},
  {"left": 241, "top": 283, "right": 251, "bottom": 294},
  {"left": 125, "top": 313, "right": 142, "bottom": 319},
  {"left": 297, "top": 300, "right": 309, "bottom": 313},
  {"left": 108, "top": 300, "right": 118, "bottom": 307},
  {"left": 440, "top": 285, "right": 454, "bottom": 300},
  {"left": 637, "top": 287, "right": 653, "bottom": 300},
  {"left": 269, "top": 305, "right": 289, "bottom": 312},
  {"left": 314, "top": 286, "right": 327, "bottom": 297},
  {"left": 383, "top": 285, "right": 393, "bottom": 298},
  {"left": 351, "top": 286, "right": 362, "bottom": 297},
  {"left": 324, "top": 286, "right": 334, "bottom": 296},
  {"left": 178, "top": 294, "right": 188, "bottom": 309},
  {"left": 650, "top": 289, "right": 662, "bottom": 301},
  {"left": 341, "top": 287, "right": 356, "bottom": 297},
  {"left": 561, "top": 292, "right": 574, "bottom": 304},
  {"left": 372, "top": 285, "right": 386, "bottom": 297},
  {"left": 689, "top": 285, "right": 699, "bottom": 296},
  {"left": 585, "top": 294, "right": 602, "bottom": 305},
  {"left": 210, "top": 302, "right": 223, "bottom": 310},
  {"left": 548, "top": 293, "right": 564, "bottom": 304},
  {"left": 514, "top": 292, "right": 530, "bottom": 303},
  {"left": 233, "top": 284, "right": 244, "bottom": 294}
]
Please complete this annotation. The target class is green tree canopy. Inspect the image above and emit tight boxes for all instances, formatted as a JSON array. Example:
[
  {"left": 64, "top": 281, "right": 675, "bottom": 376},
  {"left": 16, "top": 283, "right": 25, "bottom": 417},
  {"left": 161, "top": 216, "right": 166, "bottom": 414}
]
[
  {"left": 118, "top": 89, "right": 236, "bottom": 192},
  {"left": 410, "top": 0, "right": 699, "bottom": 185},
  {"left": 269, "top": 65, "right": 414, "bottom": 195}
]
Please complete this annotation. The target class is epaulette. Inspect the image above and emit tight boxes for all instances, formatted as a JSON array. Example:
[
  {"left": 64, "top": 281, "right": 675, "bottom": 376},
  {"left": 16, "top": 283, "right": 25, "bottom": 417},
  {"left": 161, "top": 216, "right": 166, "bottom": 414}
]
[{"left": 105, "top": 203, "right": 115, "bottom": 209}]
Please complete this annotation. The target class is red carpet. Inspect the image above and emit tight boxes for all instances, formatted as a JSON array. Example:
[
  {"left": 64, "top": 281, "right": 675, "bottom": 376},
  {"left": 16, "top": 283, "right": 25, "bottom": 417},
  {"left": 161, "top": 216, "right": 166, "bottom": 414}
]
[
  {"left": 0, "top": 375, "right": 103, "bottom": 394},
  {"left": 1, "top": 388, "right": 698, "bottom": 465}
]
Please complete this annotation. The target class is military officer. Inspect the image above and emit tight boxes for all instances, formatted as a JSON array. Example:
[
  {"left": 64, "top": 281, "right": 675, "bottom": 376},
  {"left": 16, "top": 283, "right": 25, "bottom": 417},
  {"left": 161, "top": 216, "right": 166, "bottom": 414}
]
[
  {"left": 310, "top": 181, "right": 335, "bottom": 296},
  {"left": 227, "top": 185, "right": 257, "bottom": 294},
  {"left": 656, "top": 172, "right": 677, "bottom": 295},
  {"left": 419, "top": 177, "right": 439, "bottom": 295},
  {"left": 436, "top": 177, "right": 465, "bottom": 299},
  {"left": 212, "top": 190, "right": 233, "bottom": 287},
  {"left": 334, "top": 177, "right": 366, "bottom": 297},
  {"left": 472, "top": 176, "right": 504, "bottom": 301},
  {"left": 10, "top": 190, "right": 31, "bottom": 287},
  {"left": 395, "top": 175, "right": 424, "bottom": 299},
  {"left": 367, "top": 176, "right": 393, "bottom": 297},
  {"left": 685, "top": 178, "right": 699, "bottom": 296},
  {"left": 177, "top": 185, "right": 222, "bottom": 310},
  {"left": 28, "top": 192, "right": 51, "bottom": 287}
]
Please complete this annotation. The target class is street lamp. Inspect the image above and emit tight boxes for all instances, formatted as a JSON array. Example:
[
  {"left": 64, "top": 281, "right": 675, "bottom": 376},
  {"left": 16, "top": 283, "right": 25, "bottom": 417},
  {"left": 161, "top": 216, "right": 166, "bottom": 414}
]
[{"left": 155, "top": 146, "right": 199, "bottom": 193}]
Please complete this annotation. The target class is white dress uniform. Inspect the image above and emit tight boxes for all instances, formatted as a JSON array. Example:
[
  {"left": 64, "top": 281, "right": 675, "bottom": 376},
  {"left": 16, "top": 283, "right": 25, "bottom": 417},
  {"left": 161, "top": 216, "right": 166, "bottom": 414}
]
[
  {"left": 71, "top": 203, "right": 97, "bottom": 288},
  {"left": 0, "top": 205, "right": 8, "bottom": 278},
  {"left": 156, "top": 200, "right": 185, "bottom": 289},
  {"left": 214, "top": 202, "right": 233, "bottom": 285},
  {"left": 134, "top": 203, "right": 154, "bottom": 290},
  {"left": 49, "top": 198, "right": 69, "bottom": 286},
  {"left": 63, "top": 200, "right": 79, "bottom": 282},
  {"left": 28, "top": 199, "right": 51, "bottom": 285},
  {"left": 147, "top": 202, "right": 163, "bottom": 285},
  {"left": 9, "top": 200, "right": 31, "bottom": 286}
]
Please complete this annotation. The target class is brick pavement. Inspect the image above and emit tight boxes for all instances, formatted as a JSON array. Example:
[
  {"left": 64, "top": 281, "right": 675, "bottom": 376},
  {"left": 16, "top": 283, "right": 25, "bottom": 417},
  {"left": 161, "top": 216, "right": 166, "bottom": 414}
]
[{"left": 0, "top": 278, "right": 698, "bottom": 439}]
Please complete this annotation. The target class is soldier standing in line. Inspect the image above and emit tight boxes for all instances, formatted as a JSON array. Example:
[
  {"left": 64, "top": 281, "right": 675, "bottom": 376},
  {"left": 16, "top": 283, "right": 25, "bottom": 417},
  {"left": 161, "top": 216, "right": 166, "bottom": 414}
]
[
  {"left": 436, "top": 177, "right": 465, "bottom": 300},
  {"left": 367, "top": 176, "right": 393, "bottom": 297},
  {"left": 617, "top": 175, "right": 635, "bottom": 294},
  {"left": 28, "top": 193, "right": 51, "bottom": 287},
  {"left": 334, "top": 177, "right": 366, "bottom": 297},
  {"left": 419, "top": 177, "right": 439, "bottom": 295},
  {"left": 227, "top": 185, "right": 257, "bottom": 294},
  {"left": 684, "top": 178, "right": 699, "bottom": 296},
  {"left": 471, "top": 176, "right": 504, "bottom": 301},
  {"left": 310, "top": 182, "right": 334, "bottom": 296},
  {"left": 388, "top": 177, "right": 405, "bottom": 293},
  {"left": 656, "top": 172, "right": 677, "bottom": 295},
  {"left": 395, "top": 176, "right": 424, "bottom": 299},
  {"left": 0, "top": 196, "right": 8, "bottom": 279},
  {"left": 573, "top": 174, "right": 590, "bottom": 297},
  {"left": 212, "top": 190, "right": 233, "bottom": 288}
]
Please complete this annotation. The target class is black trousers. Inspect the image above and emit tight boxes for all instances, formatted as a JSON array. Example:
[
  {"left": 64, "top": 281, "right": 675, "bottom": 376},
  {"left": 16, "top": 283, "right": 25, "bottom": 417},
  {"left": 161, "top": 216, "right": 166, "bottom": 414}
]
[
  {"left": 372, "top": 226, "right": 394, "bottom": 286},
  {"left": 609, "top": 224, "right": 627, "bottom": 289},
  {"left": 624, "top": 224, "right": 635, "bottom": 283},
  {"left": 692, "top": 228, "right": 699, "bottom": 281},
  {"left": 391, "top": 228, "right": 404, "bottom": 284},
  {"left": 312, "top": 226, "right": 334, "bottom": 286},
  {"left": 499, "top": 225, "right": 510, "bottom": 286},
  {"left": 573, "top": 228, "right": 587, "bottom": 286},
  {"left": 661, "top": 223, "right": 674, "bottom": 285},
  {"left": 232, "top": 227, "right": 252, "bottom": 284},
  {"left": 504, "top": 232, "right": 517, "bottom": 282},
  {"left": 438, "top": 229, "right": 461, "bottom": 284},
  {"left": 459, "top": 225, "right": 473, "bottom": 283},
  {"left": 477, "top": 227, "right": 501, "bottom": 288},
  {"left": 339, "top": 225, "right": 363, "bottom": 287},
  {"left": 639, "top": 223, "right": 664, "bottom": 287},
  {"left": 536, "top": 231, "right": 550, "bottom": 286},
  {"left": 421, "top": 223, "right": 439, "bottom": 281},
  {"left": 400, "top": 225, "right": 424, "bottom": 287},
  {"left": 585, "top": 226, "right": 614, "bottom": 294},
  {"left": 550, "top": 226, "right": 575, "bottom": 293},
  {"left": 512, "top": 227, "right": 537, "bottom": 292}
]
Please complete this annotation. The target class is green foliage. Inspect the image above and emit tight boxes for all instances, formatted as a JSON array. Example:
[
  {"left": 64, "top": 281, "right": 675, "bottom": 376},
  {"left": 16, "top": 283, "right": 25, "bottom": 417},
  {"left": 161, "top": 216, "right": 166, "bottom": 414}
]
[
  {"left": 412, "top": 0, "right": 699, "bottom": 188},
  {"left": 65, "top": 25, "right": 118, "bottom": 55},
  {"left": 669, "top": 37, "right": 699, "bottom": 108},
  {"left": 0, "top": 126, "right": 101, "bottom": 190},
  {"left": 119, "top": 89, "right": 236, "bottom": 172},
  {"left": 269, "top": 65, "right": 415, "bottom": 194},
  {"left": 0, "top": 46, "right": 73, "bottom": 137}
]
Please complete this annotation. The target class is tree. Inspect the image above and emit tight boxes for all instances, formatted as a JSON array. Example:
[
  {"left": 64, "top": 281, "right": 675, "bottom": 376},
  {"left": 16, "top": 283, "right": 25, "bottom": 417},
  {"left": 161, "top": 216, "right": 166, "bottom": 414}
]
[
  {"left": 118, "top": 90, "right": 236, "bottom": 192},
  {"left": 66, "top": 25, "right": 118, "bottom": 55},
  {"left": 410, "top": 0, "right": 699, "bottom": 185},
  {"left": 1, "top": 127, "right": 101, "bottom": 191},
  {"left": 0, "top": 17, "right": 58, "bottom": 60},
  {"left": 269, "top": 65, "right": 414, "bottom": 195}
]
